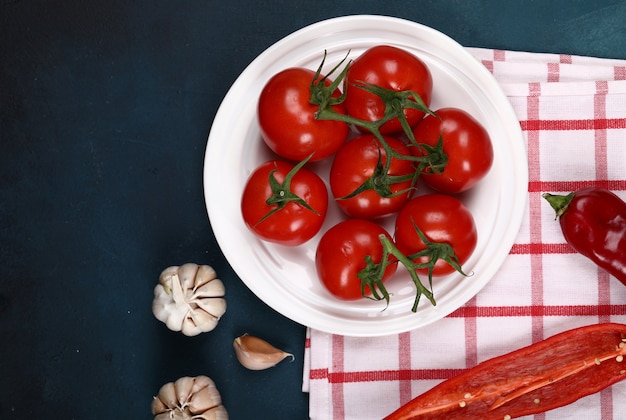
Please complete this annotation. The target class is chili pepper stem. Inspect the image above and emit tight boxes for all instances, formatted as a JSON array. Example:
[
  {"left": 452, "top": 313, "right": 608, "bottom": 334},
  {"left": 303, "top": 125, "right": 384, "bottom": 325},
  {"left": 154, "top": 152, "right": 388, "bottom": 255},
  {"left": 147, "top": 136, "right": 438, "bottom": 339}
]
[{"left": 542, "top": 192, "right": 575, "bottom": 218}]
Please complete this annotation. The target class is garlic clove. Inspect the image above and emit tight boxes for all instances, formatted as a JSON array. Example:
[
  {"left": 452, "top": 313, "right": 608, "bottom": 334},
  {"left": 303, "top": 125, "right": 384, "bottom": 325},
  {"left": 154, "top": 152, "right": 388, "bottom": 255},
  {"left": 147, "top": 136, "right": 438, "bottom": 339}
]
[
  {"left": 156, "top": 381, "right": 178, "bottom": 408},
  {"left": 178, "top": 263, "right": 201, "bottom": 290},
  {"left": 159, "top": 266, "right": 179, "bottom": 287},
  {"left": 193, "top": 278, "right": 226, "bottom": 298},
  {"left": 151, "top": 395, "right": 168, "bottom": 414},
  {"left": 194, "top": 296, "right": 227, "bottom": 319},
  {"left": 165, "top": 307, "right": 187, "bottom": 333},
  {"left": 233, "top": 333, "right": 294, "bottom": 370},
  {"left": 181, "top": 309, "right": 219, "bottom": 336},
  {"left": 188, "top": 381, "right": 222, "bottom": 412},
  {"left": 195, "top": 264, "right": 218, "bottom": 287},
  {"left": 173, "top": 376, "right": 195, "bottom": 406},
  {"left": 196, "top": 405, "right": 229, "bottom": 420},
  {"left": 190, "top": 375, "right": 215, "bottom": 393}
]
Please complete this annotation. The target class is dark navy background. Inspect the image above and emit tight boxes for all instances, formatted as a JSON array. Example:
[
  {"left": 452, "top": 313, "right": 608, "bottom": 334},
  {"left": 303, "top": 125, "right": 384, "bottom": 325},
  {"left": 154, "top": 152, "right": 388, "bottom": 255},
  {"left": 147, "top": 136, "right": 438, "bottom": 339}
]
[{"left": 2, "top": 1, "right": 625, "bottom": 418}]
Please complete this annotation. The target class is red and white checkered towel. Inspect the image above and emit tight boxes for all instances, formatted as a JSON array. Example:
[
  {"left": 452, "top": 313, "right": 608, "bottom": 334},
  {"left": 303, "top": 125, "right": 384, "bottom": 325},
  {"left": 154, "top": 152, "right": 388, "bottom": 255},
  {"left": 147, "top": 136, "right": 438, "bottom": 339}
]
[{"left": 302, "top": 48, "right": 626, "bottom": 420}]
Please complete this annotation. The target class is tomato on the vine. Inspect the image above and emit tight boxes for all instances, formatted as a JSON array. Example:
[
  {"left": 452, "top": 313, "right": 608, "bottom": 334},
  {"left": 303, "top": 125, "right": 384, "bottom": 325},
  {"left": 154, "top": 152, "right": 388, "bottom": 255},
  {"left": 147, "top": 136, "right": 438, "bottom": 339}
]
[
  {"left": 394, "top": 194, "right": 477, "bottom": 276},
  {"left": 344, "top": 45, "right": 433, "bottom": 135},
  {"left": 413, "top": 107, "right": 493, "bottom": 193},
  {"left": 315, "top": 219, "right": 397, "bottom": 300},
  {"left": 241, "top": 159, "right": 328, "bottom": 246},
  {"left": 329, "top": 134, "right": 416, "bottom": 219},
  {"left": 258, "top": 67, "right": 349, "bottom": 162}
]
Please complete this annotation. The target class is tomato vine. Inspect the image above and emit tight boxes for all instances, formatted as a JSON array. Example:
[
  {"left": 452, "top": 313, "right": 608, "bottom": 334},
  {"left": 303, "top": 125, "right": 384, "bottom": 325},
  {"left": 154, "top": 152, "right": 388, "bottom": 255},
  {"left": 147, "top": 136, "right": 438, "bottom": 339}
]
[
  {"left": 310, "top": 51, "right": 448, "bottom": 180},
  {"left": 359, "top": 221, "right": 471, "bottom": 312}
]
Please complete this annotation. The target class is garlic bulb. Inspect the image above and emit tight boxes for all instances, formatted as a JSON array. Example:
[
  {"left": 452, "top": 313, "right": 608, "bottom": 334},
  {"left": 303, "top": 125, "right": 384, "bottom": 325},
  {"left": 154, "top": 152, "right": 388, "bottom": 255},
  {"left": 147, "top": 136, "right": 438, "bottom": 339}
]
[
  {"left": 152, "top": 263, "right": 226, "bottom": 336},
  {"left": 152, "top": 375, "right": 228, "bottom": 420},
  {"left": 233, "top": 333, "right": 294, "bottom": 370}
]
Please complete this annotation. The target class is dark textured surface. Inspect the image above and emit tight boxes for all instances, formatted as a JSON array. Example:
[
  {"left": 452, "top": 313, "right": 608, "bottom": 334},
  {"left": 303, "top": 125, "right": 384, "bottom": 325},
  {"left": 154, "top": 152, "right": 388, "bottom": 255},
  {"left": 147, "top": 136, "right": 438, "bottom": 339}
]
[{"left": 1, "top": 1, "right": 625, "bottom": 418}]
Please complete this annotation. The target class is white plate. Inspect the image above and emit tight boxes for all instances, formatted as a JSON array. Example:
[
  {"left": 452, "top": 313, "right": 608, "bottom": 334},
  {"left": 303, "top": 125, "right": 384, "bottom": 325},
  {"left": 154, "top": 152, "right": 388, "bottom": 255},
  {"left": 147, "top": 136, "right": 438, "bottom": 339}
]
[{"left": 204, "top": 15, "right": 527, "bottom": 337}]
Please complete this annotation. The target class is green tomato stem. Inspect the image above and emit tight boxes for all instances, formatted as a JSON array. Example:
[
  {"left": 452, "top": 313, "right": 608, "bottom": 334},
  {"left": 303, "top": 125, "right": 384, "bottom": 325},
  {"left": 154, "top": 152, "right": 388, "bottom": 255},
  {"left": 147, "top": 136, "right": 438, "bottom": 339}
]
[
  {"left": 309, "top": 50, "right": 350, "bottom": 109},
  {"left": 379, "top": 234, "right": 437, "bottom": 311},
  {"left": 256, "top": 153, "right": 319, "bottom": 225},
  {"left": 357, "top": 221, "right": 472, "bottom": 313},
  {"left": 310, "top": 55, "right": 448, "bottom": 185}
]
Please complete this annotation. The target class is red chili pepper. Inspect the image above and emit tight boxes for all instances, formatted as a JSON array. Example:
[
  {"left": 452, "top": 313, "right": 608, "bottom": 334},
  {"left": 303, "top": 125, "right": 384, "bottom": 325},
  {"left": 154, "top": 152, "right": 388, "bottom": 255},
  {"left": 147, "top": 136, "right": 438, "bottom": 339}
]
[
  {"left": 543, "top": 187, "right": 626, "bottom": 286},
  {"left": 384, "top": 323, "right": 626, "bottom": 419}
]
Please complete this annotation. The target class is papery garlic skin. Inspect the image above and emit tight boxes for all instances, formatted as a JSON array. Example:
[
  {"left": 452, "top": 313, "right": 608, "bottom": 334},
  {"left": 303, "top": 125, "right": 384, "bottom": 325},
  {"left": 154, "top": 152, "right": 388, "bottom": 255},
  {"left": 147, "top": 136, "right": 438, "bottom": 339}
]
[
  {"left": 233, "top": 333, "right": 295, "bottom": 370},
  {"left": 152, "top": 375, "right": 228, "bottom": 420},
  {"left": 152, "top": 263, "right": 226, "bottom": 336}
]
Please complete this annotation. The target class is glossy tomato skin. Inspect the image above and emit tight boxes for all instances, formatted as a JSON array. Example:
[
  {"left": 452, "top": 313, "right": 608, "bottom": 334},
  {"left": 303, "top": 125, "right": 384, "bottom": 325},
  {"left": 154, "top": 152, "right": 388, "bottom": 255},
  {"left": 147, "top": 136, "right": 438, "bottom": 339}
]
[
  {"left": 315, "top": 219, "right": 397, "bottom": 300},
  {"left": 344, "top": 45, "right": 433, "bottom": 135},
  {"left": 412, "top": 107, "right": 493, "bottom": 193},
  {"left": 330, "top": 134, "right": 416, "bottom": 219},
  {"left": 258, "top": 67, "right": 349, "bottom": 162},
  {"left": 241, "top": 160, "right": 328, "bottom": 246},
  {"left": 394, "top": 194, "right": 477, "bottom": 276}
]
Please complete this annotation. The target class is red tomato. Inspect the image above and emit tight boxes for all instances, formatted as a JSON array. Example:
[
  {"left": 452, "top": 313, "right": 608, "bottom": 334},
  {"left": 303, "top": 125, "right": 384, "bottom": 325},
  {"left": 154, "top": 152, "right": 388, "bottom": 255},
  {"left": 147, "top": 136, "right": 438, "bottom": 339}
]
[
  {"left": 412, "top": 107, "right": 493, "bottom": 193},
  {"left": 344, "top": 45, "right": 433, "bottom": 134},
  {"left": 394, "top": 194, "right": 477, "bottom": 276},
  {"left": 241, "top": 159, "right": 328, "bottom": 246},
  {"left": 258, "top": 67, "right": 349, "bottom": 162},
  {"left": 329, "top": 134, "right": 416, "bottom": 219},
  {"left": 315, "top": 219, "right": 397, "bottom": 300}
]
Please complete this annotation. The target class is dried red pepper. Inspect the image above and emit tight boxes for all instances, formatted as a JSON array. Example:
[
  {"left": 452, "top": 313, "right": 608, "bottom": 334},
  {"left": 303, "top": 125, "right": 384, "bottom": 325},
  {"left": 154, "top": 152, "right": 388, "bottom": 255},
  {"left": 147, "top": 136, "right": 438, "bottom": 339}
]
[
  {"left": 384, "top": 323, "right": 626, "bottom": 419},
  {"left": 543, "top": 187, "right": 626, "bottom": 286}
]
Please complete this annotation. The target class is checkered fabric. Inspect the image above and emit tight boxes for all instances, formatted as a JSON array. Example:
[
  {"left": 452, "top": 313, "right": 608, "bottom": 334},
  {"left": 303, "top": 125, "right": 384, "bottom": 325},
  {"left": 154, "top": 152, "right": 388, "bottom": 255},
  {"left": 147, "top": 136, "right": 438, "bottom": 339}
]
[{"left": 302, "top": 48, "right": 626, "bottom": 420}]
